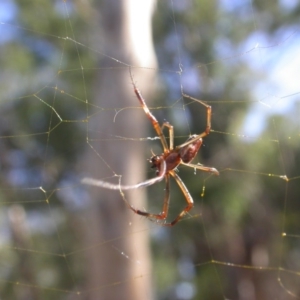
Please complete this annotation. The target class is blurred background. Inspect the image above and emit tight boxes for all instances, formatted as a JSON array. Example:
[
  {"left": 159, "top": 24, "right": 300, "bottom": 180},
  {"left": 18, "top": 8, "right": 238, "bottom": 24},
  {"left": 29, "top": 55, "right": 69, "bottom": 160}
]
[{"left": 1, "top": 0, "right": 300, "bottom": 299}]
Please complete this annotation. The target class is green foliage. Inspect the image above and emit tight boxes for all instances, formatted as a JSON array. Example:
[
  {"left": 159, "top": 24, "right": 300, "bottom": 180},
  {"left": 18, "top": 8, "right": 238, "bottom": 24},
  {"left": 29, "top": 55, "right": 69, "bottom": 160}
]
[{"left": 1, "top": 0, "right": 300, "bottom": 299}]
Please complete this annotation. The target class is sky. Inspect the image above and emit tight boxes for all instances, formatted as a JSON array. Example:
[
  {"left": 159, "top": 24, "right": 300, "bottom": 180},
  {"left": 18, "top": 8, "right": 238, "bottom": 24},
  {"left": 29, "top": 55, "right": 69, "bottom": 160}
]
[{"left": 242, "top": 31, "right": 300, "bottom": 137}]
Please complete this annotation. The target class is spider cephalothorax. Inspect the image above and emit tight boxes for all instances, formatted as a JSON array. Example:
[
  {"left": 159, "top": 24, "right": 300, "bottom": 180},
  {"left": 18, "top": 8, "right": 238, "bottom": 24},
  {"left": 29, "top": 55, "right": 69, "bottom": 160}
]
[
  {"left": 150, "top": 155, "right": 165, "bottom": 175},
  {"left": 82, "top": 72, "right": 219, "bottom": 226}
]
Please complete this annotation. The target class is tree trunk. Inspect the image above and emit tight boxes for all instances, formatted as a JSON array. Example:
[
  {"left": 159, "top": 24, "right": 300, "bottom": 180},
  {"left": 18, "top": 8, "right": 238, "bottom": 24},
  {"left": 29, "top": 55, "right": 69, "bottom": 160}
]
[{"left": 81, "top": 1, "right": 157, "bottom": 299}]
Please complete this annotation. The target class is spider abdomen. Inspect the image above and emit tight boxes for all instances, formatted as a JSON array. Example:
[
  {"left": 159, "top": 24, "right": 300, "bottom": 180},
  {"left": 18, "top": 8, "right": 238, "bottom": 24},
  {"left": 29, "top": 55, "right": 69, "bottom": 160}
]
[{"left": 180, "top": 136, "right": 203, "bottom": 164}]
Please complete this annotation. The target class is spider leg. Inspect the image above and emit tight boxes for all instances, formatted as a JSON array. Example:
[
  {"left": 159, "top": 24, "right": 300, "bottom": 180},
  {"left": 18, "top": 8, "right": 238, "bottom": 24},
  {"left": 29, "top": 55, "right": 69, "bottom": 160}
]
[
  {"left": 129, "top": 173, "right": 170, "bottom": 222},
  {"left": 182, "top": 162, "right": 219, "bottom": 176},
  {"left": 162, "top": 170, "right": 194, "bottom": 226},
  {"left": 82, "top": 161, "right": 167, "bottom": 190},
  {"left": 129, "top": 69, "right": 169, "bottom": 151}
]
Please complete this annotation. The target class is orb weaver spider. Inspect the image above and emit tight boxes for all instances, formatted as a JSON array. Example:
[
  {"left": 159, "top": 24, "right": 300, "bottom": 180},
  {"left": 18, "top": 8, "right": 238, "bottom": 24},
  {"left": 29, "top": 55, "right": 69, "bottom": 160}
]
[{"left": 82, "top": 72, "right": 219, "bottom": 226}]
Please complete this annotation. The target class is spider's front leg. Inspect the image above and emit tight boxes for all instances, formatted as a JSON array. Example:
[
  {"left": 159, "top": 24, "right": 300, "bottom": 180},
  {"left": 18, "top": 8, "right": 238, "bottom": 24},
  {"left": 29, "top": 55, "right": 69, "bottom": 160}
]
[
  {"left": 161, "top": 122, "right": 174, "bottom": 150},
  {"left": 130, "top": 72, "right": 169, "bottom": 151}
]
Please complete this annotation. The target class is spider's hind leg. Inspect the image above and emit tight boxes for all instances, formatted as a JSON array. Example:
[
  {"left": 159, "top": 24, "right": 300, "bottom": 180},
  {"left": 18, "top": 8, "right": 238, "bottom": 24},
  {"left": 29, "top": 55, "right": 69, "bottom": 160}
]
[
  {"left": 128, "top": 174, "right": 171, "bottom": 224},
  {"left": 182, "top": 94, "right": 212, "bottom": 139},
  {"left": 162, "top": 171, "right": 194, "bottom": 226}
]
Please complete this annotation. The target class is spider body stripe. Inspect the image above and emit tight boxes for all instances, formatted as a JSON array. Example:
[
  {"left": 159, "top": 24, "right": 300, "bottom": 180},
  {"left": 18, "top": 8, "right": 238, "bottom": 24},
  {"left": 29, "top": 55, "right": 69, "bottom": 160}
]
[
  {"left": 82, "top": 72, "right": 219, "bottom": 226},
  {"left": 82, "top": 160, "right": 166, "bottom": 190}
]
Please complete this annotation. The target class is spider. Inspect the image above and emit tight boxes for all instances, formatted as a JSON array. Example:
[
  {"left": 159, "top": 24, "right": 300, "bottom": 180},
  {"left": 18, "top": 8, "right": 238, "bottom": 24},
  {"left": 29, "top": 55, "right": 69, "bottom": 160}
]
[{"left": 82, "top": 73, "right": 219, "bottom": 226}]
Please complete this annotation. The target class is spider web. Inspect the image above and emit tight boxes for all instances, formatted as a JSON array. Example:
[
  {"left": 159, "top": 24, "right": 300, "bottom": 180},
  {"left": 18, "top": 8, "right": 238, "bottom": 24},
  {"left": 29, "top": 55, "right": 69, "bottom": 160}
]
[{"left": 1, "top": 0, "right": 300, "bottom": 299}]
